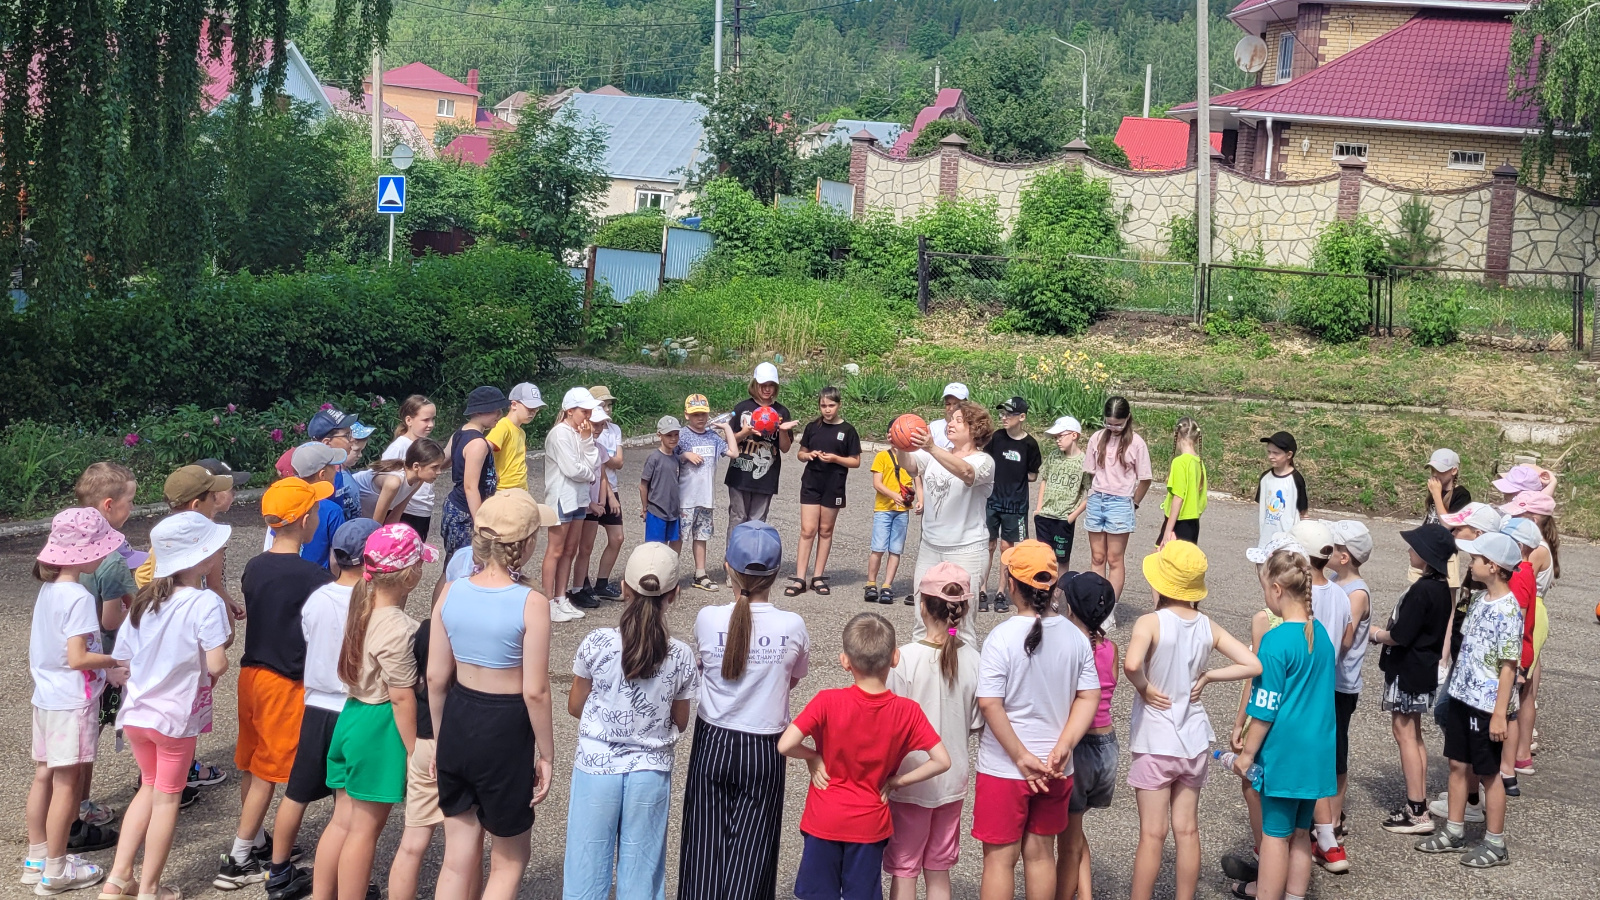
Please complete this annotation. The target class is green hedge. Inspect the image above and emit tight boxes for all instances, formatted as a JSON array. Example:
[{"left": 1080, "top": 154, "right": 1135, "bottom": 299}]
[{"left": 0, "top": 247, "right": 582, "bottom": 425}]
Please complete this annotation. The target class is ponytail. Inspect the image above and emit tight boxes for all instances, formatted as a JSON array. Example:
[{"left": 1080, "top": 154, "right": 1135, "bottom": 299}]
[
  {"left": 1538, "top": 515, "right": 1561, "bottom": 579},
  {"left": 620, "top": 583, "right": 673, "bottom": 681},
  {"left": 920, "top": 591, "right": 970, "bottom": 687},
  {"left": 369, "top": 459, "right": 405, "bottom": 474},
  {"left": 722, "top": 569, "right": 777, "bottom": 680},
  {"left": 130, "top": 575, "right": 178, "bottom": 627},
  {"left": 1013, "top": 573, "right": 1054, "bottom": 656},
  {"left": 338, "top": 569, "right": 411, "bottom": 686}
]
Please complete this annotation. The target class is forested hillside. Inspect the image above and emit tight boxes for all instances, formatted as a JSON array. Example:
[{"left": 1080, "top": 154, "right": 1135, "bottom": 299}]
[{"left": 293, "top": 0, "right": 1252, "bottom": 147}]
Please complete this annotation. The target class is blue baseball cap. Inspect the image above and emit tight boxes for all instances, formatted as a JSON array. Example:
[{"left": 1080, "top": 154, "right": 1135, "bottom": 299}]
[
  {"left": 726, "top": 521, "right": 782, "bottom": 575},
  {"left": 349, "top": 421, "right": 375, "bottom": 440},
  {"left": 331, "top": 518, "right": 383, "bottom": 568},
  {"left": 308, "top": 408, "right": 362, "bottom": 440}
]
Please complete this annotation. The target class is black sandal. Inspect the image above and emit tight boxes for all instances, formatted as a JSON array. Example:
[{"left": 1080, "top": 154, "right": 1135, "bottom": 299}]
[
  {"left": 783, "top": 577, "right": 807, "bottom": 597},
  {"left": 810, "top": 577, "right": 831, "bottom": 596}
]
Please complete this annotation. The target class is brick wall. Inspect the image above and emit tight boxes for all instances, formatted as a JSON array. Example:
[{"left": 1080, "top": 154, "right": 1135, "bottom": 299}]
[
  {"left": 1272, "top": 123, "right": 1559, "bottom": 189},
  {"left": 1318, "top": 6, "right": 1418, "bottom": 63}
]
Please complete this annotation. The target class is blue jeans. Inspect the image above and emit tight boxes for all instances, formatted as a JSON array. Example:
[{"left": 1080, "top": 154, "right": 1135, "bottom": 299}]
[
  {"left": 563, "top": 768, "right": 672, "bottom": 900},
  {"left": 871, "top": 510, "right": 909, "bottom": 555}
]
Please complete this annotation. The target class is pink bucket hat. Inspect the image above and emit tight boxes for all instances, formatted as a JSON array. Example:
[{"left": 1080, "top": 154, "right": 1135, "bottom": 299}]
[
  {"left": 39, "top": 508, "right": 126, "bottom": 567},
  {"left": 1492, "top": 464, "right": 1545, "bottom": 495},
  {"left": 363, "top": 523, "right": 439, "bottom": 579},
  {"left": 1500, "top": 491, "right": 1556, "bottom": 518}
]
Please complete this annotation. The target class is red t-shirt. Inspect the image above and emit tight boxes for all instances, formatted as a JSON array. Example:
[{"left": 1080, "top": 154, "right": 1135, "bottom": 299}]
[
  {"left": 1509, "top": 562, "right": 1537, "bottom": 668},
  {"left": 792, "top": 685, "right": 940, "bottom": 843}
]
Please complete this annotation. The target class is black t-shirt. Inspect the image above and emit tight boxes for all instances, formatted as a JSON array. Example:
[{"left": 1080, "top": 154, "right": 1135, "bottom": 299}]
[
  {"left": 799, "top": 420, "right": 862, "bottom": 502},
  {"left": 1379, "top": 573, "right": 1452, "bottom": 695},
  {"left": 239, "top": 551, "right": 332, "bottom": 681},
  {"left": 1422, "top": 484, "right": 1473, "bottom": 526},
  {"left": 414, "top": 618, "right": 433, "bottom": 740},
  {"left": 724, "top": 398, "right": 793, "bottom": 496},
  {"left": 986, "top": 431, "right": 1042, "bottom": 512}
]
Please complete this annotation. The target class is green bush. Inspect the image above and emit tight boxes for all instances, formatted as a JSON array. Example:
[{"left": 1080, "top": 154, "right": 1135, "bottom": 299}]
[
  {"left": 907, "top": 119, "right": 989, "bottom": 157},
  {"left": 1086, "top": 134, "right": 1130, "bottom": 168},
  {"left": 999, "top": 228, "right": 1126, "bottom": 335},
  {"left": 594, "top": 210, "right": 667, "bottom": 253},
  {"left": 0, "top": 247, "right": 582, "bottom": 424},
  {"left": 1290, "top": 217, "right": 1386, "bottom": 343},
  {"left": 694, "top": 178, "right": 855, "bottom": 280},
  {"left": 1010, "top": 166, "right": 1123, "bottom": 254},
  {"left": 1407, "top": 280, "right": 1465, "bottom": 347},
  {"left": 1166, "top": 213, "right": 1199, "bottom": 263}
]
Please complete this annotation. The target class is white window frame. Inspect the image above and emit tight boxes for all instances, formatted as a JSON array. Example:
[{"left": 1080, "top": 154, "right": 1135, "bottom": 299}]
[
  {"left": 635, "top": 189, "right": 672, "bottom": 211},
  {"left": 1333, "top": 142, "right": 1368, "bottom": 160},
  {"left": 1276, "top": 33, "right": 1295, "bottom": 83},
  {"left": 1448, "top": 150, "right": 1486, "bottom": 170},
  {"left": 436, "top": 98, "right": 456, "bottom": 119}
]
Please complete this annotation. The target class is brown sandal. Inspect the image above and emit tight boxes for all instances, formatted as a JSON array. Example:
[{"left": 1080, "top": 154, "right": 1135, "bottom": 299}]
[{"left": 783, "top": 577, "right": 807, "bottom": 597}]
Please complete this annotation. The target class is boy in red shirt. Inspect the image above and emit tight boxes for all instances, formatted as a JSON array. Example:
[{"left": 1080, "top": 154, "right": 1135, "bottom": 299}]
[{"left": 779, "top": 612, "right": 951, "bottom": 900}]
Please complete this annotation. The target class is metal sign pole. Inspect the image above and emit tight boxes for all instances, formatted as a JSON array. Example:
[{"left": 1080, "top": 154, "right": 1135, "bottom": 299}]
[{"left": 388, "top": 213, "right": 395, "bottom": 263}]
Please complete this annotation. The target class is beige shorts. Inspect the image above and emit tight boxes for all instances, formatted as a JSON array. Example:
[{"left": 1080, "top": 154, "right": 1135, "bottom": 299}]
[
  {"left": 405, "top": 738, "right": 443, "bottom": 828},
  {"left": 32, "top": 705, "right": 99, "bottom": 768}
]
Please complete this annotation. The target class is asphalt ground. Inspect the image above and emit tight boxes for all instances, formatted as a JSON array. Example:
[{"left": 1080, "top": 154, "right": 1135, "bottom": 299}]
[{"left": 1, "top": 446, "right": 1595, "bottom": 900}]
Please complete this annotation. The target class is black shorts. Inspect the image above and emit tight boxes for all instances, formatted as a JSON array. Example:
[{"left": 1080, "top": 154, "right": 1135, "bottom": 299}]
[
  {"left": 284, "top": 705, "right": 340, "bottom": 805},
  {"left": 1171, "top": 518, "right": 1200, "bottom": 545},
  {"left": 1443, "top": 697, "right": 1502, "bottom": 777},
  {"left": 1034, "top": 515, "right": 1076, "bottom": 567},
  {"left": 986, "top": 508, "right": 1026, "bottom": 543},
  {"left": 436, "top": 684, "right": 536, "bottom": 837},
  {"left": 799, "top": 470, "right": 846, "bottom": 508},
  {"left": 400, "top": 513, "right": 432, "bottom": 543},
  {"left": 1334, "top": 691, "right": 1358, "bottom": 776},
  {"left": 584, "top": 507, "right": 624, "bottom": 526}
]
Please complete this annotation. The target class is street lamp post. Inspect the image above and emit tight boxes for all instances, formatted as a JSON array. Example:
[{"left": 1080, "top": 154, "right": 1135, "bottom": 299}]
[{"left": 1052, "top": 37, "right": 1088, "bottom": 140}]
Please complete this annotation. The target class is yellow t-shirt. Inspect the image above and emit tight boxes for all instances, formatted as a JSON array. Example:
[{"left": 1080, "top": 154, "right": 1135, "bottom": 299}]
[
  {"left": 871, "top": 450, "right": 913, "bottom": 513},
  {"left": 134, "top": 553, "right": 156, "bottom": 590},
  {"left": 486, "top": 418, "right": 528, "bottom": 490}
]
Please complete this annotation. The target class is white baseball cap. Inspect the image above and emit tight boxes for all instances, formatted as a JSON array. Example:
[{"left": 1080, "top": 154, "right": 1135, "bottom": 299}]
[
  {"left": 150, "top": 511, "right": 233, "bottom": 579},
  {"left": 942, "top": 382, "right": 970, "bottom": 401},
  {"left": 1290, "top": 520, "right": 1337, "bottom": 560},
  {"left": 561, "top": 386, "right": 600, "bottom": 411},
  {"left": 590, "top": 404, "right": 610, "bottom": 423},
  {"left": 1428, "top": 448, "right": 1461, "bottom": 472},
  {"left": 509, "top": 383, "right": 545, "bottom": 409},
  {"left": 1246, "top": 531, "right": 1307, "bottom": 565},
  {"left": 1329, "top": 520, "right": 1373, "bottom": 565},
  {"left": 1045, "top": 415, "right": 1083, "bottom": 436},
  {"left": 752, "top": 362, "right": 780, "bottom": 385},
  {"left": 1456, "top": 532, "right": 1522, "bottom": 571}
]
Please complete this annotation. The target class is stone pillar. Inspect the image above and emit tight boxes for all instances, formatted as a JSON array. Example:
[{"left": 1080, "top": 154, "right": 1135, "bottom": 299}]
[
  {"left": 1235, "top": 124, "right": 1258, "bottom": 175},
  {"left": 1186, "top": 120, "right": 1199, "bottom": 167},
  {"left": 1063, "top": 137, "right": 1090, "bottom": 169},
  {"left": 1210, "top": 148, "right": 1224, "bottom": 208},
  {"left": 938, "top": 133, "right": 967, "bottom": 200},
  {"left": 1336, "top": 158, "right": 1366, "bottom": 220},
  {"left": 1293, "top": 3, "right": 1326, "bottom": 78},
  {"left": 848, "top": 130, "right": 876, "bottom": 220},
  {"left": 1486, "top": 164, "right": 1517, "bottom": 284}
]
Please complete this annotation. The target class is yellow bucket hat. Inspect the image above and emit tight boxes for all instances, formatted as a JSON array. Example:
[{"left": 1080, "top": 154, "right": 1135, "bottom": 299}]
[{"left": 1142, "top": 540, "right": 1208, "bottom": 602}]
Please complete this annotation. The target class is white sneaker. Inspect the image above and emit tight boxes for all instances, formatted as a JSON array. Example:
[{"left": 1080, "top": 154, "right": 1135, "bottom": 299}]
[
  {"left": 558, "top": 596, "right": 585, "bottom": 619},
  {"left": 1430, "top": 792, "right": 1486, "bottom": 824},
  {"left": 550, "top": 600, "right": 574, "bottom": 623}
]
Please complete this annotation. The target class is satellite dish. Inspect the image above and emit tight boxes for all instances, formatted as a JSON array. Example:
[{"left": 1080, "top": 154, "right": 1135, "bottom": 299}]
[
  {"left": 1234, "top": 35, "right": 1268, "bottom": 74},
  {"left": 390, "top": 143, "right": 414, "bottom": 171}
]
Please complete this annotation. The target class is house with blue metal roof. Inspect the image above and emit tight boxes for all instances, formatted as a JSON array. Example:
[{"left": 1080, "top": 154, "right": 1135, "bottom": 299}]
[{"left": 560, "top": 92, "right": 707, "bottom": 217}]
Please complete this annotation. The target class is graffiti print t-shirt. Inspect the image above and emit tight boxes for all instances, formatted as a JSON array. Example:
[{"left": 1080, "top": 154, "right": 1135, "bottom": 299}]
[
  {"left": 912, "top": 449, "right": 995, "bottom": 547},
  {"left": 572, "top": 628, "right": 698, "bottom": 774},
  {"left": 1255, "top": 469, "right": 1307, "bottom": 550},
  {"left": 1447, "top": 591, "right": 1523, "bottom": 714},
  {"left": 724, "top": 399, "right": 793, "bottom": 496}
]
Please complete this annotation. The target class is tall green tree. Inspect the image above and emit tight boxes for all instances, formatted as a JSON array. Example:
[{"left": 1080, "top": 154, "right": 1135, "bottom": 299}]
[
  {"left": 950, "top": 39, "right": 1071, "bottom": 161},
  {"left": 1511, "top": 0, "right": 1598, "bottom": 199},
  {"left": 479, "top": 107, "right": 609, "bottom": 256},
  {"left": 696, "top": 59, "right": 801, "bottom": 203}
]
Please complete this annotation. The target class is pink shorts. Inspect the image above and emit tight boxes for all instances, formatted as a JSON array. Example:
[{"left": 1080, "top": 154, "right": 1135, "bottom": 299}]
[
  {"left": 971, "top": 773, "right": 1072, "bottom": 845},
  {"left": 124, "top": 727, "right": 198, "bottom": 795},
  {"left": 883, "top": 800, "right": 963, "bottom": 876},
  {"left": 1126, "top": 750, "right": 1210, "bottom": 791}
]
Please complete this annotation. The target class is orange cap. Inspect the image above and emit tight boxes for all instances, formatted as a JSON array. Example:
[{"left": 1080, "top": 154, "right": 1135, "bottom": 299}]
[
  {"left": 1000, "top": 540, "right": 1058, "bottom": 590},
  {"left": 261, "top": 477, "right": 334, "bottom": 526}
]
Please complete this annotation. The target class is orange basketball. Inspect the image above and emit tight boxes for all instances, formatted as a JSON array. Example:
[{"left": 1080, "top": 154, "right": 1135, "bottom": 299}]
[{"left": 890, "top": 414, "right": 928, "bottom": 451}]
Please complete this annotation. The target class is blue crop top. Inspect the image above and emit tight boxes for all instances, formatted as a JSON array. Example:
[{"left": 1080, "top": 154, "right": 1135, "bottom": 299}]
[{"left": 440, "top": 579, "right": 528, "bottom": 668}]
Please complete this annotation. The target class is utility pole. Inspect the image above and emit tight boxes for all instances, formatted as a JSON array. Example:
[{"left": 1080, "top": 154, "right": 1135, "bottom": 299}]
[
  {"left": 934, "top": 62, "right": 940, "bottom": 93},
  {"left": 1196, "top": 0, "right": 1212, "bottom": 269},
  {"left": 713, "top": 0, "right": 723, "bottom": 80},
  {"left": 1143, "top": 64, "right": 1152, "bottom": 118},
  {"left": 731, "top": 0, "right": 743, "bottom": 72},
  {"left": 371, "top": 48, "right": 383, "bottom": 163}
]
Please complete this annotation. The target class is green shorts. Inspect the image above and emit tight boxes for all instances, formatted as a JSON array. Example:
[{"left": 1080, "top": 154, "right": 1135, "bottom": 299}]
[
  {"left": 1260, "top": 794, "right": 1317, "bottom": 839},
  {"left": 326, "top": 698, "right": 408, "bottom": 803}
]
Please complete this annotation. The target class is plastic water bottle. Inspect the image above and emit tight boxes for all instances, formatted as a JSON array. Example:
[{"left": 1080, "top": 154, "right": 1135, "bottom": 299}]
[
  {"left": 710, "top": 412, "right": 733, "bottom": 427},
  {"left": 1213, "top": 750, "right": 1263, "bottom": 784}
]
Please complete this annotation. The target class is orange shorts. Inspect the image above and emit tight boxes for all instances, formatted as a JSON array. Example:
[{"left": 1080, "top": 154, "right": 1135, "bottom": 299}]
[{"left": 234, "top": 667, "right": 304, "bottom": 783}]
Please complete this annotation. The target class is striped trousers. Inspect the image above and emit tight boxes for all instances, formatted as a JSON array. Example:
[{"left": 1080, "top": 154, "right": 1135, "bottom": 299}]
[{"left": 675, "top": 718, "right": 786, "bottom": 900}]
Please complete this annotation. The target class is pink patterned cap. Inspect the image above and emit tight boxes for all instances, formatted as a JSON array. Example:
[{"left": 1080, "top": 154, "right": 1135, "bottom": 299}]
[
  {"left": 38, "top": 508, "right": 126, "bottom": 568},
  {"left": 363, "top": 523, "right": 439, "bottom": 579},
  {"left": 1499, "top": 491, "right": 1556, "bottom": 518}
]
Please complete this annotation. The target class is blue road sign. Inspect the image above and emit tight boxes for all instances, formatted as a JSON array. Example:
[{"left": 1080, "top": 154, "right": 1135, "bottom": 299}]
[{"left": 377, "top": 175, "right": 406, "bottom": 214}]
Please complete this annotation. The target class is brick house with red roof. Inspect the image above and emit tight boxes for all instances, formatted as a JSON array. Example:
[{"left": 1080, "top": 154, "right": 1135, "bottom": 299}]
[
  {"left": 363, "top": 62, "right": 490, "bottom": 144},
  {"left": 1170, "top": 0, "right": 1557, "bottom": 189}
]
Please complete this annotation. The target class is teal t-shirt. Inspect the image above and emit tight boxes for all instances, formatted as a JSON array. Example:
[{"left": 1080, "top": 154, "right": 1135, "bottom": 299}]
[{"left": 1247, "top": 620, "right": 1336, "bottom": 800}]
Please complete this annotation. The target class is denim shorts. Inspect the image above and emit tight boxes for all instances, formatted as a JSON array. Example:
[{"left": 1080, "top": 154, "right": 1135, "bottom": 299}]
[
  {"left": 1084, "top": 491, "right": 1136, "bottom": 535},
  {"left": 1068, "top": 732, "right": 1118, "bottom": 813},
  {"left": 872, "top": 510, "right": 909, "bottom": 555}
]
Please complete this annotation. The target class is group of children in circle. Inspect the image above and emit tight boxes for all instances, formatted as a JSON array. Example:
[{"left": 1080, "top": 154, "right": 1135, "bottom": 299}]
[{"left": 22, "top": 361, "right": 1564, "bottom": 900}]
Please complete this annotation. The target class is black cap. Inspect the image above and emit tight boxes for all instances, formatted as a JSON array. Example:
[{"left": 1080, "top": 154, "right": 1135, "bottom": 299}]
[
  {"left": 1401, "top": 523, "right": 1456, "bottom": 577},
  {"left": 464, "top": 386, "right": 510, "bottom": 416},
  {"left": 998, "top": 396, "right": 1029, "bottom": 415},
  {"left": 1260, "top": 431, "right": 1297, "bottom": 453},
  {"left": 196, "top": 458, "right": 252, "bottom": 488},
  {"left": 1060, "top": 571, "right": 1117, "bottom": 632}
]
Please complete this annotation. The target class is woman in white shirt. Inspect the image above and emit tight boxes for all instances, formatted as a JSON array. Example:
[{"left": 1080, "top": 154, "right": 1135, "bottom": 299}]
[
  {"left": 541, "top": 388, "right": 603, "bottom": 620},
  {"left": 383, "top": 396, "right": 439, "bottom": 540},
  {"left": 902, "top": 401, "right": 996, "bottom": 644},
  {"left": 678, "top": 522, "right": 809, "bottom": 900}
]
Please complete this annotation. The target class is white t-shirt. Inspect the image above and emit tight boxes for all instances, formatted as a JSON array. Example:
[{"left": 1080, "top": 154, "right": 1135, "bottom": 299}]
[
  {"left": 928, "top": 419, "right": 955, "bottom": 451},
  {"left": 302, "top": 583, "right": 354, "bottom": 711},
  {"left": 113, "top": 587, "right": 230, "bottom": 737},
  {"left": 693, "top": 602, "right": 810, "bottom": 734},
  {"left": 351, "top": 468, "right": 421, "bottom": 521},
  {"left": 1312, "top": 580, "right": 1353, "bottom": 685},
  {"left": 572, "top": 629, "right": 698, "bottom": 774},
  {"left": 887, "top": 640, "right": 982, "bottom": 807},
  {"left": 589, "top": 437, "right": 615, "bottom": 505},
  {"left": 597, "top": 422, "right": 622, "bottom": 492},
  {"left": 31, "top": 582, "right": 106, "bottom": 710},
  {"left": 383, "top": 436, "right": 435, "bottom": 518},
  {"left": 1257, "top": 471, "right": 1301, "bottom": 549},
  {"left": 913, "top": 449, "right": 995, "bottom": 547},
  {"left": 976, "top": 615, "right": 1099, "bottom": 779}
]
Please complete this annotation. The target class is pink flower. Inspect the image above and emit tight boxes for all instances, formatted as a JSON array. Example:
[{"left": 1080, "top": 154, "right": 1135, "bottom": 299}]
[
  {"left": 227, "top": 403, "right": 237, "bottom": 413},
  {"left": 271, "top": 428, "right": 284, "bottom": 443},
  {"left": 320, "top": 403, "right": 333, "bottom": 411},
  {"left": 370, "top": 398, "right": 381, "bottom": 409},
  {"left": 294, "top": 423, "right": 306, "bottom": 434},
  {"left": 182, "top": 432, "right": 191, "bottom": 439},
  {"left": 123, "top": 433, "right": 140, "bottom": 447},
  {"left": 230, "top": 436, "right": 237, "bottom": 443},
  {"left": 212, "top": 415, "right": 220, "bottom": 425}
]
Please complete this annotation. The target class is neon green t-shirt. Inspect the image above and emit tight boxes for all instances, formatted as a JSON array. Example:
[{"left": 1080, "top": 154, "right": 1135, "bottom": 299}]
[{"left": 1161, "top": 452, "right": 1207, "bottom": 521}]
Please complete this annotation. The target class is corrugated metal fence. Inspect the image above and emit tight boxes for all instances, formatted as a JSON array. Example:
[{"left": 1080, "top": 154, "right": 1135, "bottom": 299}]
[
  {"left": 818, "top": 179, "right": 853, "bottom": 215},
  {"left": 664, "top": 227, "right": 714, "bottom": 280},
  {"left": 593, "top": 248, "right": 662, "bottom": 301}
]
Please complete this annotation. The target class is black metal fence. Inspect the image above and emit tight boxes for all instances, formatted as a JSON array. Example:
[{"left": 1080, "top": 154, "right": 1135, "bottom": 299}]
[
  {"left": 1201, "top": 264, "right": 1383, "bottom": 330},
  {"left": 917, "top": 239, "right": 1199, "bottom": 318},
  {"left": 1384, "top": 267, "right": 1589, "bottom": 350}
]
